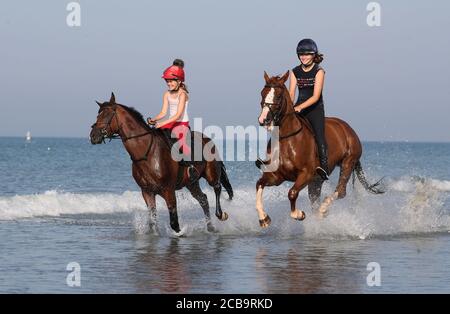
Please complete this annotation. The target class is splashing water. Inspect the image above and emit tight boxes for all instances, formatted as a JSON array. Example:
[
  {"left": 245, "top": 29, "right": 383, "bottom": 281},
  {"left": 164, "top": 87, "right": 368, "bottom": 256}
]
[{"left": 1, "top": 176, "right": 449, "bottom": 239}]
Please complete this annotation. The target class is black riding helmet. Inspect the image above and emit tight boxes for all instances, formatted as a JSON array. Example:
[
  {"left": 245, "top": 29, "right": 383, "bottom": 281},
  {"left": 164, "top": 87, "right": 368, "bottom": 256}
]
[{"left": 296, "top": 38, "right": 318, "bottom": 55}]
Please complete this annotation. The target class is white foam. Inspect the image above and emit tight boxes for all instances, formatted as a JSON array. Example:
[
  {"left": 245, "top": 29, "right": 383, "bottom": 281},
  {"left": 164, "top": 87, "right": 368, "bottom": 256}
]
[
  {"left": 430, "top": 179, "right": 450, "bottom": 192},
  {"left": 1, "top": 176, "right": 449, "bottom": 239},
  {"left": 390, "top": 177, "right": 450, "bottom": 192},
  {"left": 0, "top": 190, "right": 145, "bottom": 220}
]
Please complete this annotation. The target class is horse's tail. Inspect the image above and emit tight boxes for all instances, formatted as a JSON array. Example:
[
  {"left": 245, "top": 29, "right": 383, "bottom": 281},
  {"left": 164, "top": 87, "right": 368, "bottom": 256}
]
[
  {"left": 219, "top": 161, "right": 233, "bottom": 200},
  {"left": 353, "top": 160, "right": 385, "bottom": 194}
]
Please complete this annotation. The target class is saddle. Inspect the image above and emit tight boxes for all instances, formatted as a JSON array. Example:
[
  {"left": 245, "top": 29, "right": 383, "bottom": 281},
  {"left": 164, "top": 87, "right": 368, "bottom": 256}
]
[
  {"left": 158, "top": 128, "right": 204, "bottom": 188},
  {"left": 295, "top": 113, "right": 323, "bottom": 159},
  {"left": 158, "top": 128, "right": 202, "bottom": 160}
]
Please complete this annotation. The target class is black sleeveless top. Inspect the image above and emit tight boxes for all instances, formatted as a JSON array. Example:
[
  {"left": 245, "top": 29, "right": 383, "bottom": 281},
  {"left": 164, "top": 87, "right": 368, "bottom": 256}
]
[{"left": 292, "top": 63, "right": 324, "bottom": 108}]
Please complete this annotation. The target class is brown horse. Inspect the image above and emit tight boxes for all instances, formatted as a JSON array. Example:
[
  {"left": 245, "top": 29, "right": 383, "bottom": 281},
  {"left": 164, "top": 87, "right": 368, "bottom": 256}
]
[
  {"left": 256, "top": 72, "right": 384, "bottom": 227},
  {"left": 90, "top": 93, "right": 233, "bottom": 234}
]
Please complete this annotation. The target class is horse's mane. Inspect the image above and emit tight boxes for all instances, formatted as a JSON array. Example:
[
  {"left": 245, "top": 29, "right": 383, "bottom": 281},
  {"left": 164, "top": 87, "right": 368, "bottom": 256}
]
[
  {"left": 279, "top": 83, "right": 314, "bottom": 134},
  {"left": 296, "top": 115, "right": 314, "bottom": 134},
  {"left": 118, "top": 104, "right": 152, "bottom": 131},
  {"left": 98, "top": 102, "right": 165, "bottom": 138}
]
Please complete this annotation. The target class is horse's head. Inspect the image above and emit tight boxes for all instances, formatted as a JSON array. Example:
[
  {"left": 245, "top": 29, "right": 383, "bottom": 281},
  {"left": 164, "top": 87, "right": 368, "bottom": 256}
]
[
  {"left": 90, "top": 92, "right": 121, "bottom": 144},
  {"left": 258, "top": 71, "right": 290, "bottom": 130}
]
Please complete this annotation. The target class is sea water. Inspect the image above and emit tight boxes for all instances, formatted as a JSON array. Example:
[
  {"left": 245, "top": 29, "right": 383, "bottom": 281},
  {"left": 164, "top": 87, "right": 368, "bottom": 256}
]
[{"left": 0, "top": 137, "right": 449, "bottom": 293}]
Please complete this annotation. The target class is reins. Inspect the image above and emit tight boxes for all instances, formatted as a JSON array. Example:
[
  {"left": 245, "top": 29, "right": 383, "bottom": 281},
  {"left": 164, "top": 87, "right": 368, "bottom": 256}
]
[
  {"left": 94, "top": 105, "right": 154, "bottom": 161},
  {"left": 262, "top": 84, "right": 303, "bottom": 140}
]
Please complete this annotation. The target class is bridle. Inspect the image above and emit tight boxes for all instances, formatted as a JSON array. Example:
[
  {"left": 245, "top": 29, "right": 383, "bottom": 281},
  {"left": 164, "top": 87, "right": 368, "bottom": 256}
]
[
  {"left": 92, "top": 105, "right": 154, "bottom": 162},
  {"left": 261, "top": 84, "right": 303, "bottom": 140},
  {"left": 91, "top": 106, "right": 121, "bottom": 142},
  {"left": 262, "top": 84, "right": 284, "bottom": 125}
]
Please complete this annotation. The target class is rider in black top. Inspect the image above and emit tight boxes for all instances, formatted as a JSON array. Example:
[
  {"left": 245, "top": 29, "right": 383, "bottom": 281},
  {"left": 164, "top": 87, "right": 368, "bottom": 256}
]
[{"left": 291, "top": 39, "right": 329, "bottom": 180}]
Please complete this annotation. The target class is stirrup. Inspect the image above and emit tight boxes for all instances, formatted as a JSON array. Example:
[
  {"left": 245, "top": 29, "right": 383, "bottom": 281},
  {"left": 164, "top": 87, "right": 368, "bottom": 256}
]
[
  {"left": 255, "top": 157, "right": 269, "bottom": 171},
  {"left": 255, "top": 158, "right": 264, "bottom": 169},
  {"left": 316, "top": 166, "right": 329, "bottom": 180}
]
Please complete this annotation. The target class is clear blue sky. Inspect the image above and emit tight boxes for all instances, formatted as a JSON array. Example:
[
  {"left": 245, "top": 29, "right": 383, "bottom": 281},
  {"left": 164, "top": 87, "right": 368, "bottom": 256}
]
[{"left": 1, "top": 0, "right": 449, "bottom": 141}]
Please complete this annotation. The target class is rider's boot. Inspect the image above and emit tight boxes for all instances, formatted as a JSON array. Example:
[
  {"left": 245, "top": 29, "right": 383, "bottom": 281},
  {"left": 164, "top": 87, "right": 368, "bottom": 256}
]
[
  {"left": 179, "top": 159, "right": 200, "bottom": 184},
  {"left": 316, "top": 144, "right": 330, "bottom": 180}
]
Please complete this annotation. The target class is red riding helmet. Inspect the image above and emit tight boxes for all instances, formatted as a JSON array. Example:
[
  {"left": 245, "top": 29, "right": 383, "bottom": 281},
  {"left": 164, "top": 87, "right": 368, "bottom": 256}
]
[{"left": 162, "top": 65, "right": 185, "bottom": 82}]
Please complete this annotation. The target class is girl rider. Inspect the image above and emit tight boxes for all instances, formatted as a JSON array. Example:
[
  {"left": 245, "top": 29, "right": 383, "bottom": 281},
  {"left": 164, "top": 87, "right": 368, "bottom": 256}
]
[
  {"left": 290, "top": 39, "right": 329, "bottom": 180},
  {"left": 147, "top": 59, "right": 199, "bottom": 182}
]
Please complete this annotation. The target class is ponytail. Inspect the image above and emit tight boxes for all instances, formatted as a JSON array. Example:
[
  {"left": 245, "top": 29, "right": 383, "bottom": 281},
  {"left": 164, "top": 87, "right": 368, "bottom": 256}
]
[
  {"left": 173, "top": 58, "right": 184, "bottom": 68},
  {"left": 173, "top": 59, "right": 189, "bottom": 93},
  {"left": 180, "top": 82, "right": 189, "bottom": 93},
  {"left": 314, "top": 53, "right": 324, "bottom": 64}
]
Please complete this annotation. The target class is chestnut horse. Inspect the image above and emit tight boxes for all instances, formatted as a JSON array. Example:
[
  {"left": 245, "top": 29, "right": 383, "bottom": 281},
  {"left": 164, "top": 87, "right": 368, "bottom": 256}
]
[
  {"left": 256, "top": 72, "right": 384, "bottom": 227},
  {"left": 90, "top": 93, "right": 233, "bottom": 234}
]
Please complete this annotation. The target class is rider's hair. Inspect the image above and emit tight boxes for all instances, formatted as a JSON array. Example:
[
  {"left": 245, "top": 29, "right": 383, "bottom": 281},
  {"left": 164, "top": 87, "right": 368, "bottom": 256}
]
[
  {"left": 173, "top": 59, "right": 189, "bottom": 93},
  {"left": 173, "top": 59, "right": 184, "bottom": 68},
  {"left": 314, "top": 53, "right": 324, "bottom": 64}
]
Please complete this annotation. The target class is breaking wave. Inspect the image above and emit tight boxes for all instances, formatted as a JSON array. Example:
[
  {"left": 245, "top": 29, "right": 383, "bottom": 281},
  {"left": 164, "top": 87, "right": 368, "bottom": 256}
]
[{"left": 1, "top": 176, "right": 449, "bottom": 239}]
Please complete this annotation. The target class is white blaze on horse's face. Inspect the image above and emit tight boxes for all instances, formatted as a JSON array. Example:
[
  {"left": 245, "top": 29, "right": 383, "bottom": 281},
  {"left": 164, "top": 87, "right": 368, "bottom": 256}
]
[
  {"left": 259, "top": 88, "right": 275, "bottom": 130},
  {"left": 265, "top": 88, "right": 275, "bottom": 103}
]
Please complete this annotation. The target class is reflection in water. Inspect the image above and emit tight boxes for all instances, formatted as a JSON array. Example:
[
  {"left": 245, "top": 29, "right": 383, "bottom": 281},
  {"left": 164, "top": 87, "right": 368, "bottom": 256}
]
[
  {"left": 254, "top": 247, "right": 326, "bottom": 293},
  {"left": 5, "top": 216, "right": 447, "bottom": 293},
  {"left": 131, "top": 237, "right": 191, "bottom": 293},
  {"left": 129, "top": 233, "right": 367, "bottom": 293},
  {"left": 254, "top": 240, "right": 365, "bottom": 293},
  {"left": 130, "top": 235, "right": 232, "bottom": 293}
]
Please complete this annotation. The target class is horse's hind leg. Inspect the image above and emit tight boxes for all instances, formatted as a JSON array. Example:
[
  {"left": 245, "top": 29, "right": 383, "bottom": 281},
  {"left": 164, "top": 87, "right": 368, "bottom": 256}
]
[
  {"left": 141, "top": 189, "right": 158, "bottom": 232},
  {"left": 335, "top": 158, "right": 357, "bottom": 199},
  {"left": 308, "top": 177, "right": 324, "bottom": 211},
  {"left": 204, "top": 161, "right": 228, "bottom": 221},
  {"left": 318, "top": 157, "right": 356, "bottom": 217},
  {"left": 186, "top": 181, "right": 216, "bottom": 232},
  {"left": 161, "top": 189, "right": 181, "bottom": 233}
]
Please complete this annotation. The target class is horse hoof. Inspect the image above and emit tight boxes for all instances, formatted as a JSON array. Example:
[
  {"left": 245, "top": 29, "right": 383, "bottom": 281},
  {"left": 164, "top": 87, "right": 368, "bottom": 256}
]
[
  {"left": 319, "top": 210, "right": 328, "bottom": 218},
  {"left": 259, "top": 215, "right": 271, "bottom": 228},
  {"left": 291, "top": 210, "right": 306, "bottom": 221},
  {"left": 149, "top": 224, "right": 160, "bottom": 236},
  {"left": 219, "top": 212, "right": 228, "bottom": 221},
  {"left": 172, "top": 226, "right": 187, "bottom": 237},
  {"left": 207, "top": 222, "right": 218, "bottom": 233}
]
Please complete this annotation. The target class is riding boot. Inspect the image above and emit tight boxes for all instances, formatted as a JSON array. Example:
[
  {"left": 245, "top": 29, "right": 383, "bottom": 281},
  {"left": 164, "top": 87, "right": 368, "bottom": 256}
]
[
  {"left": 316, "top": 144, "right": 330, "bottom": 180},
  {"left": 179, "top": 159, "right": 200, "bottom": 184}
]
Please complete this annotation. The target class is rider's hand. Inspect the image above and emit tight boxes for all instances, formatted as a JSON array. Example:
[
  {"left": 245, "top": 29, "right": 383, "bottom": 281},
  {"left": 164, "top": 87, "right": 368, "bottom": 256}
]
[{"left": 147, "top": 117, "right": 156, "bottom": 125}]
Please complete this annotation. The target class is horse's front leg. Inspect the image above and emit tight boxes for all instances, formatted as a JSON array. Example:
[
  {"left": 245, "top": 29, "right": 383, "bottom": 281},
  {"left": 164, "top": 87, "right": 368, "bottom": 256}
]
[
  {"left": 213, "top": 183, "right": 228, "bottom": 221},
  {"left": 141, "top": 189, "right": 157, "bottom": 232},
  {"left": 288, "top": 170, "right": 309, "bottom": 221},
  {"left": 161, "top": 189, "right": 181, "bottom": 233},
  {"left": 256, "top": 178, "right": 271, "bottom": 228},
  {"left": 318, "top": 157, "right": 355, "bottom": 217}
]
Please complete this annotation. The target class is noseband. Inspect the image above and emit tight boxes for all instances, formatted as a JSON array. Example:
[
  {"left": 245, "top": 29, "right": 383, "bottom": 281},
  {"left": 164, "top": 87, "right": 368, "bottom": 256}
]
[
  {"left": 261, "top": 84, "right": 303, "bottom": 140},
  {"left": 262, "top": 84, "right": 284, "bottom": 125},
  {"left": 92, "top": 105, "right": 156, "bottom": 162},
  {"left": 91, "top": 106, "right": 120, "bottom": 142}
]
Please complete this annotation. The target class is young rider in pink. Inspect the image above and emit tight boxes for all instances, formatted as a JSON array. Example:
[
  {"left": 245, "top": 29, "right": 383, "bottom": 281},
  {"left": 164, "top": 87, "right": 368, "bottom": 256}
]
[{"left": 148, "top": 59, "right": 199, "bottom": 182}]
